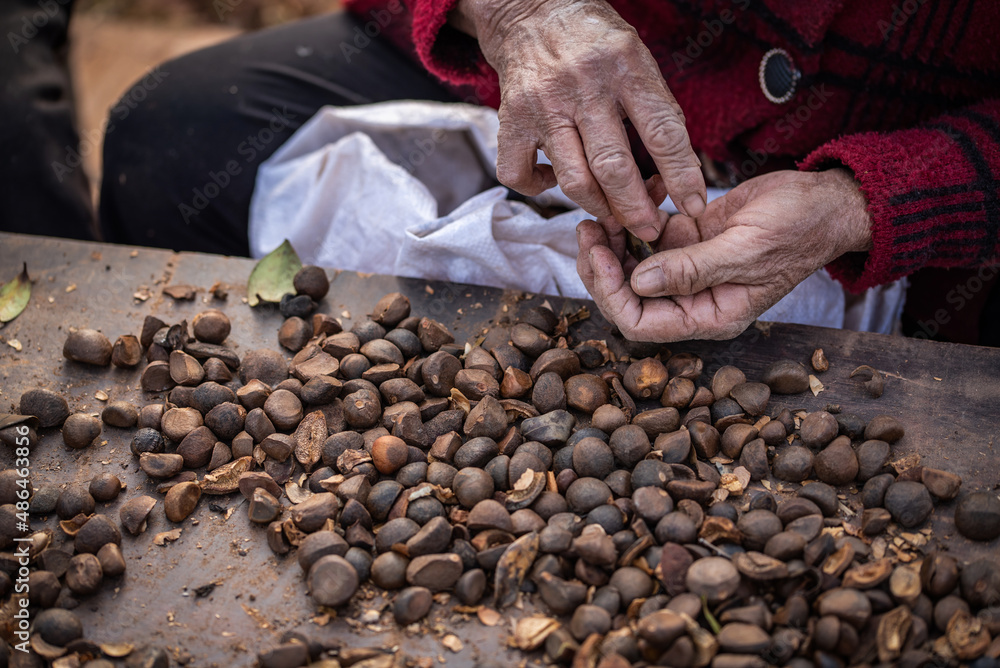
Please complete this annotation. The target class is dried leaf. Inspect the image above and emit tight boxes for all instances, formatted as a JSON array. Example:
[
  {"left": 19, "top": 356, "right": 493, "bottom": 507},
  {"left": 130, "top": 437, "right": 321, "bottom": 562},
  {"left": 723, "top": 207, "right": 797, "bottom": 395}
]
[
  {"left": 809, "top": 374, "right": 825, "bottom": 396},
  {"left": 247, "top": 239, "right": 302, "bottom": 307},
  {"left": 201, "top": 456, "right": 252, "bottom": 495},
  {"left": 494, "top": 531, "right": 539, "bottom": 609},
  {"left": 0, "top": 263, "right": 31, "bottom": 323},
  {"left": 294, "top": 410, "right": 327, "bottom": 471},
  {"left": 154, "top": 528, "right": 182, "bottom": 545}
]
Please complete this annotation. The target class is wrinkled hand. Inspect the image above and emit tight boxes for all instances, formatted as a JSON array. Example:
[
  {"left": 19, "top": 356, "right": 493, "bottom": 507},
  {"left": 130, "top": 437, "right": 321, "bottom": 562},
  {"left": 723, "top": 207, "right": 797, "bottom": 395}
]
[
  {"left": 455, "top": 0, "right": 706, "bottom": 241},
  {"left": 576, "top": 169, "right": 874, "bottom": 341}
]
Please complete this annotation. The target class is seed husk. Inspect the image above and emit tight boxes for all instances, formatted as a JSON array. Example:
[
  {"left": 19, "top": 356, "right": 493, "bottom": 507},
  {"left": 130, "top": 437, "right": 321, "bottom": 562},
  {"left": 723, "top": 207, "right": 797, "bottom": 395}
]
[{"left": 120, "top": 496, "right": 156, "bottom": 535}]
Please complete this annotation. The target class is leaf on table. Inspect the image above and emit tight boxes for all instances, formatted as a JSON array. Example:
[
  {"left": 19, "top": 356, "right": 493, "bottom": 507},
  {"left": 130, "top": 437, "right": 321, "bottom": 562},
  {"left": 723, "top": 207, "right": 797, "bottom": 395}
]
[
  {"left": 247, "top": 239, "right": 301, "bottom": 307},
  {"left": 0, "top": 263, "right": 31, "bottom": 323}
]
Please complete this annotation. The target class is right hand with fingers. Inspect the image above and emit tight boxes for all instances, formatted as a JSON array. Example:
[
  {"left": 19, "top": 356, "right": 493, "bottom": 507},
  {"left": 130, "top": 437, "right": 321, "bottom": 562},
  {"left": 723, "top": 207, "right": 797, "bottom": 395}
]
[{"left": 455, "top": 0, "right": 707, "bottom": 241}]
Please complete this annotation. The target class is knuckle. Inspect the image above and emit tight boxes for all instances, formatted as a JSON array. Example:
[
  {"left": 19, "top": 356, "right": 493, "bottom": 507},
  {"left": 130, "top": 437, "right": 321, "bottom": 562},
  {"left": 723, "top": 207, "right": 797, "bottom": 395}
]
[
  {"left": 674, "top": 252, "right": 703, "bottom": 294},
  {"left": 589, "top": 150, "right": 634, "bottom": 187},
  {"left": 643, "top": 116, "right": 691, "bottom": 157}
]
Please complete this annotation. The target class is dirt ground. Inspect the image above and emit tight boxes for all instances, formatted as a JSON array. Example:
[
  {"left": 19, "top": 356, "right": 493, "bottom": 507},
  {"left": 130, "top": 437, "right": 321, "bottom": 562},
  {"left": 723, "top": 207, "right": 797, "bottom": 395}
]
[{"left": 70, "top": 0, "right": 340, "bottom": 199}]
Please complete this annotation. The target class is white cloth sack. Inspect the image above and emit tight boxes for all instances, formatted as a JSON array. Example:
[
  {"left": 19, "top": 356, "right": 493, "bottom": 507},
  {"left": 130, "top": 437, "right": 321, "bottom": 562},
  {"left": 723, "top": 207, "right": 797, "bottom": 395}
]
[{"left": 249, "top": 101, "right": 905, "bottom": 334}]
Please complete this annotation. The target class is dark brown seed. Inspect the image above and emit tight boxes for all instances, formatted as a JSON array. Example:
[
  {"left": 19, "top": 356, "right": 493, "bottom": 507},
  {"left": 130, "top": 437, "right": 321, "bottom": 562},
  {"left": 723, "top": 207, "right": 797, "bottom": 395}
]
[
  {"left": 248, "top": 488, "right": 282, "bottom": 524},
  {"left": 762, "top": 360, "right": 811, "bottom": 394},
  {"left": 721, "top": 423, "right": 758, "bottom": 459},
  {"left": 711, "top": 365, "right": 746, "bottom": 401},
  {"left": 921, "top": 468, "right": 962, "bottom": 501},
  {"left": 290, "top": 492, "right": 339, "bottom": 532},
  {"left": 738, "top": 509, "right": 783, "bottom": 551},
  {"left": 921, "top": 553, "right": 959, "bottom": 598},
  {"left": 591, "top": 404, "right": 626, "bottom": 433},
  {"left": 140, "top": 453, "right": 185, "bottom": 479},
  {"left": 530, "top": 348, "right": 581, "bottom": 381},
  {"left": 856, "top": 439, "right": 890, "bottom": 482},
  {"left": 813, "top": 435, "right": 859, "bottom": 486},
  {"left": 623, "top": 358, "right": 668, "bottom": 400},
  {"left": 239, "top": 348, "right": 289, "bottom": 386},
  {"left": 453, "top": 468, "right": 494, "bottom": 508},
  {"left": 164, "top": 481, "right": 202, "bottom": 522},
  {"left": 393, "top": 586, "right": 433, "bottom": 625},
  {"left": 264, "top": 389, "right": 304, "bottom": 431},
  {"left": 464, "top": 395, "right": 508, "bottom": 440},
  {"left": 63, "top": 328, "right": 113, "bottom": 366},
  {"left": 569, "top": 605, "right": 612, "bottom": 641},
  {"left": 850, "top": 364, "right": 884, "bottom": 398},
  {"left": 89, "top": 473, "right": 122, "bottom": 502},
  {"left": 861, "top": 508, "right": 891, "bottom": 535},
  {"left": 100, "top": 400, "right": 138, "bottom": 429},
  {"left": 34, "top": 608, "right": 83, "bottom": 647},
  {"left": 307, "top": 554, "right": 358, "bottom": 607},
  {"left": 204, "top": 402, "right": 246, "bottom": 441},
  {"left": 454, "top": 368, "right": 499, "bottom": 401},
  {"left": 120, "top": 495, "right": 156, "bottom": 535},
  {"left": 421, "top": 350, "right": 462, "bottom": 397},
  {"left": 510, "top": 323, "right": 552, "bottom": 358},
  {"left": 758, "top": 419, "right": 786, "bottom": 445},
  {"left": 566, "top": 478, "right": 613, "bottom": 514},
  {"left": 56, "top": 485, "right": 95, "bottom": 520},
  {"left": 884, "top": 481, "right": 933, "bottom": 528},
  {"left": 817, "top": 588, "right": 872, "bottom": 628},
  {"left": 293, "top": 265, "right": 330, "bottom": 301},
  {"left": 417, "top": 317, "right": 454, "bottom": 352},
  {"left": 631, "top": 407, "right": 680, "bottom": 438},
  {"left": 717, "top": 622, "right": 772, "bottom": 654},
  {"left": 75, "top": 514, "right": 121, "bottom": 554},
  {"left": 864, "top": 415, "right": 904, "bottom": 443},
  {"left": 686, "top": 556, "right": 740, "bottom": 603},
  {"left": 730, "top": 382, "right": 770, "bottom": 416},
  {"left": 689, "top": 421, "right": 720, "bottom": 459},
  {"left": 371, "top": 292, "right": 410, "bottom": 327},
  {"left": 169, "top": 349, "right": 205, "bottom": 386},
  {"left": 565, "top": 374, "right": 610, "bottom": 413},
  {"left": 739, "top": 438, "right": 769, "bottom": 480},
  {"left": 312, "top": 313, "right": 342, "bottom": 337},
  {"left": 500, "top": 366, "right": 533, "bottom": 398},
  {"left": 861, "top": 474, "right": 895, "bottom": 508},
  {"left": 532, "top": 372, "right": 566, "bottom": 413},
  {"left": 371, "top": 435, "right": 408, "bottom": 474},
  {"left": 800, "top": 411, "right": 839, "bottom": 449},
  {"left": 188, "top": 309, "right": 231, "bottom": 344},
  {"left": 954, "top": 491, "right": 1000, "bottom": 541},
  {"left": 160, "top": 406, "right": 202, "bottom": 442},
  {"left": 361, "top": 339, "right": 405, "bottom": 366},
  {"left": 764, "top": 530, "right": 806, "bottom": 560},
  {"left": 277, "top": 317, "right": 312, "bottom": 352},
  {"left": 65, "top": 553, "right": 103, "bottom": 595},
  {"left": 176, "top": 426, "right": 216, "bottom": 468},
  {"left": 406, "top": 553, "right": 463, "bottom": 591},
  {"left": 19, "top": 389, "right": 69, "bottom": 428},
  {"left": 660, "top": 376, "right": 695, "bottom": 409},
  {"left": 109, "top": 334, "right": 142, "bottom": 368},
  {"left": 62, "top": 413, "right": 101, "bottom": 449}
]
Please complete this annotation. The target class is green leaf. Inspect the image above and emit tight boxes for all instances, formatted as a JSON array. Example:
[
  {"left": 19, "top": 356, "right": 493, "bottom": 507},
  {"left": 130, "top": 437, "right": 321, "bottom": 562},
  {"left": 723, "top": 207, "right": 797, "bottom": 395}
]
[
  {"left": 247, "top": 240, "right": 301, "bottom": 307},
  {"left": 0, "top": 263, "right": 31, "bottom": 323},
  {"left": 701, "top": 595, "right": 721, "bottom": 634}
]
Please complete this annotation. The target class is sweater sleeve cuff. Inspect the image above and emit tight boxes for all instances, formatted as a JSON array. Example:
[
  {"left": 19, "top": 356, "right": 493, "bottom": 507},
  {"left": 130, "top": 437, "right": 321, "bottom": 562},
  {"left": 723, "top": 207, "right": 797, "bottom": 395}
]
[
  {"left": 799, "top": 114, "right": 1000, "bottom": 293},
  {"left": 411, "top": 0, "right": 498, "bottom": 93}
]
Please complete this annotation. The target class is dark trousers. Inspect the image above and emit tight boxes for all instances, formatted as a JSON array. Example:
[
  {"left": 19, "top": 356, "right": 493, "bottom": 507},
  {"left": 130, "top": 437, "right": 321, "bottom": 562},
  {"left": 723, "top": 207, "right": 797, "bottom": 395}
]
[
  {"left": 0, "top": 0, "right": 96, "bottom": 240},
  {"left": 98, "top": 12, "right": 458, "bottom": 257}
]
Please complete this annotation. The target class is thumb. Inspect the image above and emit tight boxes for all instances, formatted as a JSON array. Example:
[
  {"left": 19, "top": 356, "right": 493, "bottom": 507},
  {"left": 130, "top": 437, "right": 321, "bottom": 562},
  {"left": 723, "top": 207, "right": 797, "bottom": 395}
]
[{"left": 630, "top": 233, "right": 745, "bottom": 297}]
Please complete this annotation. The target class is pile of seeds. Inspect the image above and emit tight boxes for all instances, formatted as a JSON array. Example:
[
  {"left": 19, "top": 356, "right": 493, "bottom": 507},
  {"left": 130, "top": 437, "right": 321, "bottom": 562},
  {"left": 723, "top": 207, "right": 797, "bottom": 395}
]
[{"left": 2, "top": 266, "right": 999, "bottom": 668}]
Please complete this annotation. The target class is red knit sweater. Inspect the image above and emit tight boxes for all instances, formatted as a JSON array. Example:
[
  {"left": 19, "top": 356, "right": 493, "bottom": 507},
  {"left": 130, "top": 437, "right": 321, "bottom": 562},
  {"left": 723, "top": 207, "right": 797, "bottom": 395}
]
[{"left": 344, "top": 0, "right": 1000, "bottom": 292}]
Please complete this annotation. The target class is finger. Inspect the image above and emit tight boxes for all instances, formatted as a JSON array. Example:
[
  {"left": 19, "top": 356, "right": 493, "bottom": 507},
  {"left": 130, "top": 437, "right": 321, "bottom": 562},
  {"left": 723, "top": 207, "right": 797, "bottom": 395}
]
[
  {"left": 577, "top": 105, "right": 661, "bottom": 241},
  {"left": 576, "top": 219, "right": 609, "bottom": 295},
  {"left": 543, "top": 127, "right": 612, "bottom": 218},
  {"left": 658, "top": 213, "right": 702, "bottom": 251},
  {"left": 645, "top": 174, "right": 668, "bottom": 207},
  {"left": 496, "top": 123, "right": 557, "bottom": 196},
  {"left": 630, "top": 230, "right": 751, "bottom": 297},
  {"left": 622, "top": 86, "right": 707, "bottom": 218},
  {"left": 588, "top": 245, "right": 699, "bottom": 342}
]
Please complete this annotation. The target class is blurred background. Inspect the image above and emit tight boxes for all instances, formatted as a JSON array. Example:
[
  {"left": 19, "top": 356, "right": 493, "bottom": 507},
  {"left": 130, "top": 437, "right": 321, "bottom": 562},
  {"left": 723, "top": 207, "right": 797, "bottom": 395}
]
[{"left": 71, "top": 0, "right": 341, "bottom": 199}]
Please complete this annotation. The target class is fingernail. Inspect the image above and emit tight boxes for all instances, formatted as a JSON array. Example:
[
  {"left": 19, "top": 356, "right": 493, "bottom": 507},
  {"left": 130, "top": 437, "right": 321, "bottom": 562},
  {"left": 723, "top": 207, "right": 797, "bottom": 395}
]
[
  {"left": 636, "top": 226, "right": 659, "bottom": 242},
  {"left": 633, "top": 266, "right": 664, "bottom": 295},
  {"left": 682, "top": 193, "right": 706, "bottom": 217}
]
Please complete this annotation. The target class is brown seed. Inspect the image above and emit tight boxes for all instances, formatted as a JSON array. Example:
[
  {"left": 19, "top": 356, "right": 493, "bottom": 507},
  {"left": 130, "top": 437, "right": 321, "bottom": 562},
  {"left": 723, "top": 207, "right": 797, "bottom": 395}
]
[
  {"left": 856, "top": 439, "right": 890, "bottom": 481},
  {"left": 140, "top": 453, "right": 185, "bottom": 479},
  {"left": 204, "top": 402, "right": 246, "bottom": 441},
  {"left": 631, "top": 407, "right": 680, "bottom": 438},
  {"left": 711, "top": 365, "right": 746, "bottom": 401},
  {"left": 62, "top": 413, "right": 101, "bottom": 449},
  {"left": 63, "top": 328, "right": 113, "bottom": 366},
  {"left": 75, "top": 514, "right": 121, "bottom": 554},
  {"left": 370, "top": 292, "right": 410, "bottom": 327},
  {"left": 372, "top": 435, "right": 409, "bottom": 474},
  {"left": 109, "top": 334, "right": 142, "bottom": 369},
  {"left": 564, "top": 374, "right": 610, "bottom": 413},
  {"left": 954, "top": 491, "right": 1000, "bottom": 541},
  {"left": 55, "top": 485, "right": 95, "bottom": 519},
  {"left": 278, "top": 317, "right": 312, "bottom": 353},
  {"left": 762, "top": 359, "right": 811, "bottom": 394},
  {"left": 532, "top": 371, "right": 567, "bottom": 413},
  {"left": 921, "top": 467, "right": 962, "bottom": 501},
  {"left": 884, "top": 481, "right": 933, "bottom": 528},
  {"left": 248, "top": 488, "right": 282, "bottom": 524},
  {"left": 264, "top": 389, "right": 304, "bottom": 431},
  {"left": 800, "top": 410, "right": 839, "bottom": 449},
  {"left": 89, "top": 473, "right": 122, "bottom": 502},
  {"left": 864, "top": 414, "right": 904, "bottom": 442},
  {"left": 623, "top": 358, "right": 668, "bottom": 400},
  {"left": 686, "top": 556, "right": 740, "bottom": 603},
  {"left": 101, "top": 400, "right": 138, "bottom": 428},
  {"left": 861, "top": 508, "right": 892, "bottom": 535},
  {"left": 946, "top": 610, "right": 991, "bottom": 661},
  {"left": 813, "top": 435, "right": 859, "bottom": 485},
  {"left": 729, "top": 382, "right": 770, "bottom": 416},
  {"left": 817, "top": 587, "right": 872, "bottom": 628},
  {"left": 660, "top": 376, "right": 695, "bottom": 409},
  {"left": 239, "top": 348, "right": 289, "bottom": 386},
  {"left": 417, "top": 317, "right": 454, "bottom": 352},
  {"left": 164, "top": 481, "right": 202, "bottom": 522},
  {"left": 191, "top": 309, "right": 231, "bottom": 344},
  {"left": 717, "top": 622, "right": 772, "bottom": 654},
  {"left": 529, "top": 348, "right": 581, "bottom": 381},
  {"left": 19, "top": 388, "right": 69, "bottom": 428},
  {"left": 65, "top": 553, "right": 103, "bottom": 595},
  {"left": 161, "top": 407, "right": 203, "bottom": 442},
  {"left": 500, "top": 366, "right": 533, "bottom": 399},
  {"left": 291, "top": 492, "right": 340, "bottom": 532},
  {"left": 307, "top": 554, "right": 358, "bottom": 607},
  {"left": 120, "top": 495, "right": 156, "bottom": 535},
  {"left": 721, "top": 423, "right": 758, "bottom": 459},
  {"left": 464, "top": 395, "right": 508, "bottom": 440},
  {"left": 169, "top": 350, "right": 205, "bottom": 386},
  {"left": 96, "top": 542, "right": 126, "bottom": 577},
  {"left": 406, "top": 553, "right": 463, "bottom": 591},
  {"left": 176, "top": 426, "right": 216, "bottom": 468}
]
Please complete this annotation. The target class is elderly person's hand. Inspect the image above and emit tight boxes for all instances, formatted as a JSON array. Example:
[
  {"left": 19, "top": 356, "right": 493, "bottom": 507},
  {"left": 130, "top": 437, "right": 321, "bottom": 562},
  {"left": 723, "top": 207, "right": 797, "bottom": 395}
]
[
  {"left": 453, "top": 0, "right": 707, "bottom": 241},
  {"left": 576, "top": 168, "right": 874, "bottom": 341}
]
